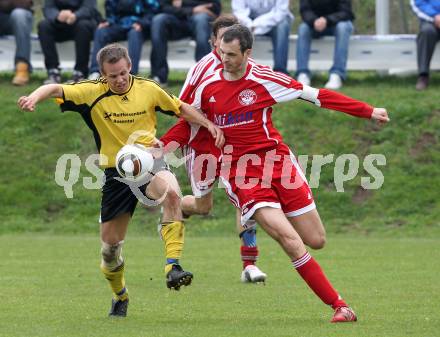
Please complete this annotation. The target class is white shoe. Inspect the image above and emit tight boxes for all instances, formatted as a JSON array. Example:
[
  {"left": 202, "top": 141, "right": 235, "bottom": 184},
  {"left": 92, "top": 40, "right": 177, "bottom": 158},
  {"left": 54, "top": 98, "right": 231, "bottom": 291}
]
[
  {"left": 297, "top": 73, "right": 311, "bottom": 86},
  {"left": 241, "top": 265, "right": 267, "bottom": 283},
  {"left": 88, "top": 72, "right": 100, "bottom": 80},
  {"left": 325, "top": 73, "right": 343, "bottom": 90}
]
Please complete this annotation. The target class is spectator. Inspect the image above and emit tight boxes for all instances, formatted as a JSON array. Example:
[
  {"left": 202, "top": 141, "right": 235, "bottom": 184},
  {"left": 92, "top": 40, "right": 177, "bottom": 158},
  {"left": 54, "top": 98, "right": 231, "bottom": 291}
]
[
  {"left": 88, "top": 0, "right": 160, "bottom": 79},
  {"left": 0, "top": 0, "right": 33, "bottom": 86},
  {"left": 232, "top": 0, "right": 293, "bottom": 75},
  {"left": 38, "top": 0, "right": 99, "bottom": 84},
  {"left": 411, "top": 0, "right": 440, "bottom": 90},
  {"left": 150, "top": 0, "right": 221, "bottom": 87},
  {"left": 296, "top": 0, "right": 354, "bottom": 90}
]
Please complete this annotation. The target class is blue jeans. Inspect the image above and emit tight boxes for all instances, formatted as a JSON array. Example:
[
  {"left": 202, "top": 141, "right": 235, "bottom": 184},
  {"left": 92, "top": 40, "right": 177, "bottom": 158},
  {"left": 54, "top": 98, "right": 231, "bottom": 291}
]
[
  {"left": 296, "top": 21, "right": 353, "bottom": 79},
  {"left": 90, "top": 25, "right": 145, "bottom": 74},
  {"left": 263, "top": 16, "right": 292, "bottom": 74},
  {"left": 150, "top": 12, "right": 212, "bottom": 83},
  {"left": 0, "top": 8, "right": 33, "bottom": 68}
]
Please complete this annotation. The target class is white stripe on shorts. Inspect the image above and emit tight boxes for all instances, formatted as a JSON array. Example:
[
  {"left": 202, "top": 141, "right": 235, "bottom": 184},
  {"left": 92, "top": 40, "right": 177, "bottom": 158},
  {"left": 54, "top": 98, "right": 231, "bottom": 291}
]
[
  {"left": 285, "top": 202, "right": 316, "bottom": 218},
  {"left": 241, "top": 201, "right": 281, "bottom": 227}
]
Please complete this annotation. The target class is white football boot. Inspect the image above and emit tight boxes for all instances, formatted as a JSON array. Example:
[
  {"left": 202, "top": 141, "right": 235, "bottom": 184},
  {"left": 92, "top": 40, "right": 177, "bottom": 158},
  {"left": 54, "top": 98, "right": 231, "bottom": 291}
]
[{"left": 241, "top": 265, "right": 267, "bottom": 283}]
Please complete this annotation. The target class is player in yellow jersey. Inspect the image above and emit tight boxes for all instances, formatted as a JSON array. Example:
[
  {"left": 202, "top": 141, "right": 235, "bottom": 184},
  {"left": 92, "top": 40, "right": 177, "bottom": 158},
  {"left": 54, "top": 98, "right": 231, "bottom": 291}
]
[{"left": 17, "top": 43, "right": 224, "bottom": 317}]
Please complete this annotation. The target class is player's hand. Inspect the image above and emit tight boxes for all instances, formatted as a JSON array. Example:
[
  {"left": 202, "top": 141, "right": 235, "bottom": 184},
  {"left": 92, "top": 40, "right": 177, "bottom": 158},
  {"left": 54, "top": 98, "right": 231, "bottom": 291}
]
[
  {"left": 17, "top": 95, "right": 37, "bottom": 112},
  {"left": 371, "top": 107, "right": 390, "bottom": 125},
  {"left": 207, "top": 122, "right": 225, "bottom": 148}
]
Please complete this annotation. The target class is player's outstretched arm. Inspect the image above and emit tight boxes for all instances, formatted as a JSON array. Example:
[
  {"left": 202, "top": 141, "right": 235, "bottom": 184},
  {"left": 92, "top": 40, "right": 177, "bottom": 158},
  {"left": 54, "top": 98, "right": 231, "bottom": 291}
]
[
  {"left": 17, "top": 84, "right": 63, "bottom": 112},
  {"left": 179, "top": 102, "right": 225, "bottom": 148},
  {"left": 298, "top": 84, "right": 390, "bottom": 123}
]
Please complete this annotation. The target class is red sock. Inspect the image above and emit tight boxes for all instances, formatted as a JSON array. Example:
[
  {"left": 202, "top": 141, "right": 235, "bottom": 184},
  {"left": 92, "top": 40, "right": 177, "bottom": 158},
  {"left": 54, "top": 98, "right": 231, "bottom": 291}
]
[
  {"left": 241, "top": 246, "right": 258, "bottom": 269},
  {"left": 293, "top": 252, "right": 347, "bottom": 309}
]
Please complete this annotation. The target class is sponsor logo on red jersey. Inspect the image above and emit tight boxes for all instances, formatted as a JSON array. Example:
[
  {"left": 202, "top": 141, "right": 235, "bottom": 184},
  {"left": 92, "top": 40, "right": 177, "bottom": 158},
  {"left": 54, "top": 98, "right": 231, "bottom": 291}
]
[{"left": 214, "top": 111, "right": 254, "bottom": 128}]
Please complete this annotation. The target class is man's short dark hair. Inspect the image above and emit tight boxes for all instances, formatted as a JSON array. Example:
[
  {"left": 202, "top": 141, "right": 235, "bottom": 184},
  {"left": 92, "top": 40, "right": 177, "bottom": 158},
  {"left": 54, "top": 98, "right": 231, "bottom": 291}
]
[
  {"left": 212, "top": 15, "right": 239, "bottom": 38},
  {"left": 222, "top": 24, "right": 253, "bottom": 54}
]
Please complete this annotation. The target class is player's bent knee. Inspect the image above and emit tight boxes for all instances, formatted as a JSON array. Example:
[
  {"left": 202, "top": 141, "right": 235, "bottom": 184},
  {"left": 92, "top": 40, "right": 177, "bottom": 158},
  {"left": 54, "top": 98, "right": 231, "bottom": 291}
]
[
  {"left": 307, "top": 235, "right": 326, "bottom": 250},
  {"left": 101, "top": 241, "right": 124, "bottom": 270}
]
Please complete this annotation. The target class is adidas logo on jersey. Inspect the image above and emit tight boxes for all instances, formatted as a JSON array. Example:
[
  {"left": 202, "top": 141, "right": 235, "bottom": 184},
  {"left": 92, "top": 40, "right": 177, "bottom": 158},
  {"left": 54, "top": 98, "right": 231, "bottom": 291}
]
[
  {"left": 209, "top": 96, "right": 216, "bottom": 103},
  {"left": 121, "top": 95, "right": 129, "bottom": 103}
]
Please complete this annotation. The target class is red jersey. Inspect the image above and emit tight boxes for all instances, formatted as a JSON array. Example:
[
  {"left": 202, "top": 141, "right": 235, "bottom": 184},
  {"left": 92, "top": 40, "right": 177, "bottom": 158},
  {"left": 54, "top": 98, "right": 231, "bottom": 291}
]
[
  {"left": 192, "top": 62, "right": 373, "bottom": 162},
  {"left": 160, "top": 51, "right": 224, "bottom": 155},
  {"left": 161, "top": 52, "right": 259, "bottom": 154},
  {"left": 180, "top": 49, "right": 223, "bottom": 103}
]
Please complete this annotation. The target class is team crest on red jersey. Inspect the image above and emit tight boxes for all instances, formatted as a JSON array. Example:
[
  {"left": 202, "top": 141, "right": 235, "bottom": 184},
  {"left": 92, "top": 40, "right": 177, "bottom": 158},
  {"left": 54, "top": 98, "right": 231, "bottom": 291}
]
[{"left": 238, "top": 89, "right": 257, "bottom": 106}]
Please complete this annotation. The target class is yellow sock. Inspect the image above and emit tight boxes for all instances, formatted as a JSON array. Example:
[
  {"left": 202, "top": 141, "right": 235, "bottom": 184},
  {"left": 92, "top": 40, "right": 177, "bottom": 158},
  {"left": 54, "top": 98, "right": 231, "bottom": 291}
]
[
  {"left": 101, "top": 262, "right": 129, "bottom": 301},
  {"left": 160, "top": 221, "right": 185, "bottom": 274}
]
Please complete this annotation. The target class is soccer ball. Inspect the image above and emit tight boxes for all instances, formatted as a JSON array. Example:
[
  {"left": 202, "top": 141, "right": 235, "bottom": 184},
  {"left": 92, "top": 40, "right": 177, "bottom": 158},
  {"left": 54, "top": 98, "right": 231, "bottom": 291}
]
[{"left": 115, "top": 144, "right": 154, "bottom": 181}]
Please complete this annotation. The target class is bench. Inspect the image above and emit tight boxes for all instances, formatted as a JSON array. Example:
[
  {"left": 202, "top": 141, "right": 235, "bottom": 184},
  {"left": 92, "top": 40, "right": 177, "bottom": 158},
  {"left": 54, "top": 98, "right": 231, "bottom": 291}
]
[{"left": 1, "top": 34, "right": 439, "bottom": 74}]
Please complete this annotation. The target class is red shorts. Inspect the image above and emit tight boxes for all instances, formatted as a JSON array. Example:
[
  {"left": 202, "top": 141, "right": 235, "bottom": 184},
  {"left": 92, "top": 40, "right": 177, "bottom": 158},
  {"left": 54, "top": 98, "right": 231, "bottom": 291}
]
[{"left": 220, "top": 147, "right": 315, "bottom": 226}]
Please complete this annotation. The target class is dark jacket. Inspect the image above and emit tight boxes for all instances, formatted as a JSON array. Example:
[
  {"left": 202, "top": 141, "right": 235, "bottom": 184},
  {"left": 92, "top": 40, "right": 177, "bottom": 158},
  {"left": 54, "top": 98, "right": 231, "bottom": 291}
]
[
  {"left": 105, "top": 0, "right": 160, "bottom": 30},
  {"left": 159, "top": 0, "right": 221, "bottom": 20},
  {"left": 43, "top": 0, "right": 98, "bottom": 23},
  {"left": 0, "top": 0, "right": 32, "bottom": 13},
  {"left": 300, "top": 0, "right": 354, "bottom": 27}
]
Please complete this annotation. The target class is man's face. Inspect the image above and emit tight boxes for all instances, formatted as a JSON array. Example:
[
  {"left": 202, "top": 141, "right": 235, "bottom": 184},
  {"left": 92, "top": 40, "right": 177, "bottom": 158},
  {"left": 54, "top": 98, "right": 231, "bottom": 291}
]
[
  {"left": 219, "top": 39, "right": 250, "bottom": 75},
  {"left": 102, "top": 58, "right": 132, "bottom": 94}
]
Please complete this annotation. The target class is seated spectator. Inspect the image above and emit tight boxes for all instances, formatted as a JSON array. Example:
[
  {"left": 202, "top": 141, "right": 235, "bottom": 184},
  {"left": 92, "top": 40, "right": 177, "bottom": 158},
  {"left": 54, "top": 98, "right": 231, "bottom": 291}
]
[
  {"left": 38, "top": 0, "right": 99, "bottom": 84},
  {"left": 296, "top": 0, "right": 354, "bottom": 90},
  {"left": 150, "top": 0, "right": 221, "bottom": 86},
  {"left": 0, "top": 0, "right": 33, "bottom": 86},
  {"left": 411, "top": 0, "right": 440, "bottom": 90},
  {"left": 88, "top": 0, "right": 160, "bottom": 79},
  {"left": 232, "top": 0, "right": 293, "bottom": 75}
]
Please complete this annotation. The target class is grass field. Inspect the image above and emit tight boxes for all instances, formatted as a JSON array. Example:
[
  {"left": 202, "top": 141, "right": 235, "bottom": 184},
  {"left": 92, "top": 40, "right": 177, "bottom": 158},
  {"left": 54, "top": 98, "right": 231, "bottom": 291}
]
[
  {"left": 1, "top": 69, "right": 439, "bottom": 336},
  {"left": 2, "top": 234, "right": 439, "bottom": 337}
]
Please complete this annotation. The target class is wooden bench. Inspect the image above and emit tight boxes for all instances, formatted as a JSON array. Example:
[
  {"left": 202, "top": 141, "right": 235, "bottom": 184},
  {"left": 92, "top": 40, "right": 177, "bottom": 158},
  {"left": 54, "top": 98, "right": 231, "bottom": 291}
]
[{"left": 1, "top": 34, "right": 439, "bottom": 74}]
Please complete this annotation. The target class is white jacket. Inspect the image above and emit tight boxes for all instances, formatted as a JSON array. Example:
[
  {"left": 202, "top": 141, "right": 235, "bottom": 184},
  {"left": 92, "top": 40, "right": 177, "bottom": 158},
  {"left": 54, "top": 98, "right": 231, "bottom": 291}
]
[{"left": 232, "top": 0, "right": 294, "bottom": 35}]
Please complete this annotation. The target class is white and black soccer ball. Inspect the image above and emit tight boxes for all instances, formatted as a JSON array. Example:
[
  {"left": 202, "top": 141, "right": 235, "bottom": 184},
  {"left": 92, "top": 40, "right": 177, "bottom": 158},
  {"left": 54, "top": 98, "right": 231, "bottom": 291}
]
[{"left": 115, "top": 144, "right": 154, "bottom": 181}]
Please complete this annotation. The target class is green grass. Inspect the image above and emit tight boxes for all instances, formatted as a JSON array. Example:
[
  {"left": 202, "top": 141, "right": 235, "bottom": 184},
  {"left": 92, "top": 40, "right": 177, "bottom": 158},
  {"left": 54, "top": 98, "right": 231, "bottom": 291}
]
[
  {"left": 1, "top": 234, "right": 439, "bottom": 337},
  {"left": 1, "top": 72, "right": 439, "bottom": 236}
]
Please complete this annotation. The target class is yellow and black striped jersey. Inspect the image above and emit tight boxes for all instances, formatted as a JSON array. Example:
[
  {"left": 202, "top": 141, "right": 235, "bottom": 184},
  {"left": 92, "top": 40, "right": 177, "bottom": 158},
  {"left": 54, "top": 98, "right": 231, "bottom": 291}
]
[{"left": 60, "top": 75, "right": 181, "bottom": 168}]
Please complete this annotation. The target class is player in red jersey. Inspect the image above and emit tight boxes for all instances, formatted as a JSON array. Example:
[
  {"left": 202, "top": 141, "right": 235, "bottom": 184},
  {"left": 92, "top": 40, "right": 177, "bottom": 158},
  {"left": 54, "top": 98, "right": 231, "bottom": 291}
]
[
  {"left": 191, "top": 24, "right": 390, "bottom": 322},
  {"left": 160, "top": 15, "right": 267, "bottom": 283}
]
